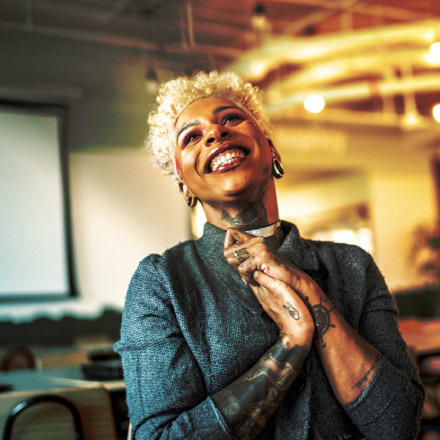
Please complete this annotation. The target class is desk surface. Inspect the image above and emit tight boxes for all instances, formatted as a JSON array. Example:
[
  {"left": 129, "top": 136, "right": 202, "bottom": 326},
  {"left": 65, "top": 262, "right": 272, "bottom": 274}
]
[{"left": 0, "top": 366, "right": 124, "bottom": 394}]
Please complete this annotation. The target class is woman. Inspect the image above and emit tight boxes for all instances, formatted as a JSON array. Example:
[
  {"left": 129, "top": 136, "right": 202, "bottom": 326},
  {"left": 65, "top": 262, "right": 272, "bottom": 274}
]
[{"left": 115, "top": 71, "right": 424, "bottom": 439}]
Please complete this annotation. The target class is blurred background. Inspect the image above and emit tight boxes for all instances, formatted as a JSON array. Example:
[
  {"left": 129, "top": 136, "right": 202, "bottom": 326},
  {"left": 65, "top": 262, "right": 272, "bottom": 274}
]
[{"left": 2, "top": 0, "right": 440, "bottom": 437}]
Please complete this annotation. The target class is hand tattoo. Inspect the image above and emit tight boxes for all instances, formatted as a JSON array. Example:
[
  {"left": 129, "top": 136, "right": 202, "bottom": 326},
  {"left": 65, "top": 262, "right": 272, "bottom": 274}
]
[{"left": 282, "top": 301, "right": 300, "bottom": 320}]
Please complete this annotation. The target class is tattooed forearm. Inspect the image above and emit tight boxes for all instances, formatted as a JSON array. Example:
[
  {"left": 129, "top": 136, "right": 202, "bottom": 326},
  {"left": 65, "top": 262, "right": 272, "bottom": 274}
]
[
  {"left": 242, "top": 352, "right": 296, "bottom": 389},
  {"left": 352, "top": 353, "right": 381, "bottom": 390},
  {"left": 304, "top": 296, "right": 336, "bottom": 349},
  {"left": 212, "top": 340, "right": 309, "bottom": 440}
]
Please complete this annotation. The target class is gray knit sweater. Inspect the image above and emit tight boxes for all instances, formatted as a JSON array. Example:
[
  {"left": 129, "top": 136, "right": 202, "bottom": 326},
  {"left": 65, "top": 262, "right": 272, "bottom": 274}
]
[{"left": 115, "top": 221, "right": 424, "bottom": 440}]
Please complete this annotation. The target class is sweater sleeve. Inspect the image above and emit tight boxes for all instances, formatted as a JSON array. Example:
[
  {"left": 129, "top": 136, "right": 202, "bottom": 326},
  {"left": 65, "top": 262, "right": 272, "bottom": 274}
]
[
  {"left": 114, "top": 256, "right": 232, "bottom": 440},
  {"left": 343, "top": 253, "right": 424, "bottom": 440}
]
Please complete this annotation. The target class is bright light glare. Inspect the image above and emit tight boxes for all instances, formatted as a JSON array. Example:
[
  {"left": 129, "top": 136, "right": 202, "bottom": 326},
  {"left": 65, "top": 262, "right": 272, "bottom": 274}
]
[
  {"left": 402, "top": 111, "right": 421, "bottom": 127},
  {"left": 250, "top": 60, "right": 267, "bottom": 78},
  {"left": 425, "top": 42, "right": 440, "bottom": 64},
  {"left": 431, "top": 42, "right": 440, "bottom": 58},
  {"left": 433, "top": 104, "right": 440, "bottom": 123},
  {"left": 304, "top": 95, "right": 325, "bottom": 113}
]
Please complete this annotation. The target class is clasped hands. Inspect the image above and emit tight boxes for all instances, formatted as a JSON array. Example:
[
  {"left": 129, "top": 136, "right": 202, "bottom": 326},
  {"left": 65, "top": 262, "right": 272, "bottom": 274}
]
[{"left": 224, "top": 228, "right": 317, "bottom": 345}]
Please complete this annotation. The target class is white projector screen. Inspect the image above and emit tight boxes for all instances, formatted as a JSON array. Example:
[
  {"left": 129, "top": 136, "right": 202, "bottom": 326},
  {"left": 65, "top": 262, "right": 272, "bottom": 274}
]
[{"left": 0, "top": 104, "right": 73, "bottom": 300}]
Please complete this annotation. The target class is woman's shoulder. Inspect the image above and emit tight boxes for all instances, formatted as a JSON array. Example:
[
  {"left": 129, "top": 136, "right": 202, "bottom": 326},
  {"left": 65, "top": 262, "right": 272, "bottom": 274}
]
[
  {"left": 131, "top": 238, "right": 199, "bottom": 284},
  {"left": 304, "top": 235, "right": 371, "bottom": 261},
  {"left": 301, "top": 235, "right": 376, "bottom": 279}
]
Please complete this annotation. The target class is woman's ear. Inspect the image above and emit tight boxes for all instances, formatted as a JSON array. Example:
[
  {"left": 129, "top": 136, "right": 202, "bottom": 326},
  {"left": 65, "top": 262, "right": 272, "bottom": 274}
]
[
  {"left": 178, "top": 180, "right": 185, "bottom": 195},
  {"left": 268, "top": 139, "right": 282, "bottom": 161},
  {"left": 268, "top": 139, "right": 284, "bottom": 179},
  {"left": 178, "top": 181, "right": 198, "bottom": 208}
]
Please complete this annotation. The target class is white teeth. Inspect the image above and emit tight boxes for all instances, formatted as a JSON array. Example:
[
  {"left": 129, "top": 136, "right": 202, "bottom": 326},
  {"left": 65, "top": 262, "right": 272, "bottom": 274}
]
[{"left": 210, "top": 149, "right": 245, "bottom": 172}]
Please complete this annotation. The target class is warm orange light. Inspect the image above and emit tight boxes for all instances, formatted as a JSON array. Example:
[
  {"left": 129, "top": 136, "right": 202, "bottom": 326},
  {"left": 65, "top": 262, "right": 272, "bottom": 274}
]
[
  {"left": 430, "top": 42, "right": 440, "bottom": 58},
  {"left": 433, "top": 104, "right": 440, "bottom": 123},
  {"left": 304, "top": 95, "right": 325, "bottom": 113}
]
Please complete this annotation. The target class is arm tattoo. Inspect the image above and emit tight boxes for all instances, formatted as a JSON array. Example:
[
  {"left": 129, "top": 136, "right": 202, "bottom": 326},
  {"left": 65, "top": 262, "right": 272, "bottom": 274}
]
[
  {"left": 212, "top": 340, "right": 308, "bottom": 439},
  {"left": 282, "top": 301, "right": 300, "bottom": 320},
  {"left": 305, "top": 296, "right": 336, "bottom": 349},
  {"left": 352, "top": 353, "right": 381, "bottom": 390}
]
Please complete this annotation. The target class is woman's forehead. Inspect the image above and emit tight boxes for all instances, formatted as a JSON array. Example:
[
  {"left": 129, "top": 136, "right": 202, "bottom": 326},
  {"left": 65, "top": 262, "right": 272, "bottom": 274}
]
[{"left": 176, "top": 96, "right": 244, "bottom": 124}]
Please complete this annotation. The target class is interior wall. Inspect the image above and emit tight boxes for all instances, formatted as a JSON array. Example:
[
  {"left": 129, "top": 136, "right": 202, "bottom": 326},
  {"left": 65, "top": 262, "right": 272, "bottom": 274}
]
[
  {"left": 276, "top": 167, "right": 436, "bottom": 292},
  {"left": 370, "top": 170, "right": 436, "bottom": 291},
  {"left": 70, "top": 147, "right": 187, "bottom": 309}
]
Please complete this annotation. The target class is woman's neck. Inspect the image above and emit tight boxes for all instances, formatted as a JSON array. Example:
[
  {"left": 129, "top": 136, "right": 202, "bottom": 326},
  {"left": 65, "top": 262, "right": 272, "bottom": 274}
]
[{"left": 202, "top": 191, "right": 280, "bottom": 232}]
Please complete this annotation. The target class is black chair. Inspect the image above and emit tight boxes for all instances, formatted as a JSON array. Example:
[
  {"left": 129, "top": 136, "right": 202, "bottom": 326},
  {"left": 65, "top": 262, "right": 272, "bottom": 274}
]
[{"left": 2, "top": 394, "right": 84, "bottom": 440}]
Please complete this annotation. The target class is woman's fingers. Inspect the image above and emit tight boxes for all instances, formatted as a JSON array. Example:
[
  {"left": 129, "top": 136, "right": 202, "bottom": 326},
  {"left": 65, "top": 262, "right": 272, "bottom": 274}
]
[
  {"left": 223, "top": 228, "right": 253, "bottom": 249},
  {"left": 224, "top": 227, "right": 307, "bottom": 290}
]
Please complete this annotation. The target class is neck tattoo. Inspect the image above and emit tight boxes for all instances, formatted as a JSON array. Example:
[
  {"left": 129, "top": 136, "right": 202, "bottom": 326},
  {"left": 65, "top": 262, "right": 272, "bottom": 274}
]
[{"left": 246, "top": 221, "right": 281, "bottom": 237}]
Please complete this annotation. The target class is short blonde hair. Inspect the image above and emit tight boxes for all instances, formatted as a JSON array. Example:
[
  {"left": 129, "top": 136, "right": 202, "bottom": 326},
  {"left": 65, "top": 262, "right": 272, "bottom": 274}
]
[{"left": 145, "top": 70, "right": 271, "bottom": 182}]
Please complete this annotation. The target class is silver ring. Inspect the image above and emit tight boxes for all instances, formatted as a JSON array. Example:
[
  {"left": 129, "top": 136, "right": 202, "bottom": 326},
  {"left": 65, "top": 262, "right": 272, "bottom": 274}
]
[{"left": 234, "top": 250, "right": 244, "bottom": 263}]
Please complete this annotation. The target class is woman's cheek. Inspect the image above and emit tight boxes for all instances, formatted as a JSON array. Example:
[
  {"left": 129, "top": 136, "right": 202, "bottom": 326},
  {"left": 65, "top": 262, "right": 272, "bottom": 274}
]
[{"left": 175, "top": 158, "right": 182, "bottom": 179}]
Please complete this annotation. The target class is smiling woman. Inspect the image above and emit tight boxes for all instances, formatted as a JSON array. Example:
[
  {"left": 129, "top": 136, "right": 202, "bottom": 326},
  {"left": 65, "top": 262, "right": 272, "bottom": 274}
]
[
  {"left": 173, "top": 96, "right": 278, "bottom": 231},
  {"left": 114, "top": 71, "right": 424, "bottom": 440}
]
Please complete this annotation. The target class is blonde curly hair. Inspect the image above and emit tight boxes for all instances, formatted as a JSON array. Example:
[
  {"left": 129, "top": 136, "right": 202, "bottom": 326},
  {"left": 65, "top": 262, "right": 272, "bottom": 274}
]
[{"left": 145, "top": 70, "right": 271, "bottom": 182}]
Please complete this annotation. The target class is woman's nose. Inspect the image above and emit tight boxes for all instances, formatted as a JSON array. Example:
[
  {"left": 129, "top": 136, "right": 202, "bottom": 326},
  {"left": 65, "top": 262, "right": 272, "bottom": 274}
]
[{"left": 205, "top": 128, "right": 229, "bottom": 147}]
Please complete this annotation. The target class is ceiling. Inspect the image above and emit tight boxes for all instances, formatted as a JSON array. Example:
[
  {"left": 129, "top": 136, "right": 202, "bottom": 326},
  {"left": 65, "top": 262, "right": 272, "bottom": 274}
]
[
  {"left": 3, "top": 0, "right": 440, "bottom": 180},
  {"left": 2, "top": 0, "right": 440, "bottom": 124}
]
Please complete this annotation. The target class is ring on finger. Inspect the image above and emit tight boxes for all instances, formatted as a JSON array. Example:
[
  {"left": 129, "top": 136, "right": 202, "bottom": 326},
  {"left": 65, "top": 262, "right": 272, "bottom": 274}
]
[{"left": 234, "top": 250, "right": 245, "bottom": 263}]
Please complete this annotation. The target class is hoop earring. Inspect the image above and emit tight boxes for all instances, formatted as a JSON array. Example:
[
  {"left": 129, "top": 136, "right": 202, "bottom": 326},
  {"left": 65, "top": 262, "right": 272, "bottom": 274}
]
[
  {"left": 272, "top": 157, "right": 284, "bottom": 179},
  {"left": 187, "top": 196, "right": 198, "bottom": 208}
]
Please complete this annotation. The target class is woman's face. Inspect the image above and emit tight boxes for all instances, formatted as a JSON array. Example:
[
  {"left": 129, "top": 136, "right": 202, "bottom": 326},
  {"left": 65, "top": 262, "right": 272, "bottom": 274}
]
[{"left": 174, "top": 96, "right": 273, "bottom": 205}]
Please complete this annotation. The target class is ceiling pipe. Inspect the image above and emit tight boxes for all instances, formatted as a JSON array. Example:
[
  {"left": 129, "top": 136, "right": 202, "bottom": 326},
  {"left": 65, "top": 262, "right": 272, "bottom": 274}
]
[
  {"left": 266, "top": 73, "right": 440, "bottom": 116},
  {"left": 229, "top": 20, "right": 440, "bottom": 81},
  {"left": 264, "top": 47, "right": 440, "bottom": 100}
]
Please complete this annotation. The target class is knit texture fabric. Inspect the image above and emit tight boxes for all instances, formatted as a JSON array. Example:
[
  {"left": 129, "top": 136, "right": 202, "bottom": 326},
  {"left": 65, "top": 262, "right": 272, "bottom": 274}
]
[{"left": 115, "top": 221, "right": 424, "bottom": 440}]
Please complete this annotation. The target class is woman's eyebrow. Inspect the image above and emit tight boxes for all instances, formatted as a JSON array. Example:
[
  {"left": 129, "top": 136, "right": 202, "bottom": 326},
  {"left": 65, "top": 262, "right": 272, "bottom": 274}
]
[
  {"left": 213, "top": 105, "right": 241, "bottom": 114},
  {"left": 176, "top": 120, "right": 201, "bottom": 140}
]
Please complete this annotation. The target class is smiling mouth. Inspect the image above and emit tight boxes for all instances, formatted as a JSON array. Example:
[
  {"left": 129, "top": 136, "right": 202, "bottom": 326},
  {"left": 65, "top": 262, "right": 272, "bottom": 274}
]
[{"left": 205, "top": 147, "right": 249, "bottom": 174}]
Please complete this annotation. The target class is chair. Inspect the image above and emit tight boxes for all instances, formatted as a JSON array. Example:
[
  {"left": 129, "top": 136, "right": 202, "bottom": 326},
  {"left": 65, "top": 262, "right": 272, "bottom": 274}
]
[{"left": 0, "top": 385, "right": 117, "bottom": 440}]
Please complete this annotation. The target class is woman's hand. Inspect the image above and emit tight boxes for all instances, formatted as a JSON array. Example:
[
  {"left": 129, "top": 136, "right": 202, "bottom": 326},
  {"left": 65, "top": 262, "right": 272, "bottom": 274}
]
[
  {"left": 223, "top": 228, "right": 323, "bottom": 305},
  {"left": 251, "top": 270, "right": 315, "bottom": 345},
  {"left": 224, "top": 228, "right": 314, "bottom": 343}
]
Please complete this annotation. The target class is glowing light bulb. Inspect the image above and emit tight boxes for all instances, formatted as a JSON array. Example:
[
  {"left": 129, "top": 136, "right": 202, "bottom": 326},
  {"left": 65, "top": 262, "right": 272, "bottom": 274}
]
[
  {"left": 304, "top": 95, "right": 325, "bottom": 113},
  {"left": 433, "top": 104, "right": 440, "bottom": 123},
  {"left": 250, "top": 60, "right": 266, "bottom": 78},
  {"left": 431, "top": 42, "right": 440, "bottom": 58}
]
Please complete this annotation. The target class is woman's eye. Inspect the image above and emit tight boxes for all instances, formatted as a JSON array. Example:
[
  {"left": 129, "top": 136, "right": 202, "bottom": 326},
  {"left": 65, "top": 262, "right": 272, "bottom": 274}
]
[
  {"left": 223, "top": 114, "right": 243, "bottom": 125},
  {"left": 182, "top": 131, "right": 201, "bottom": 148}
]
